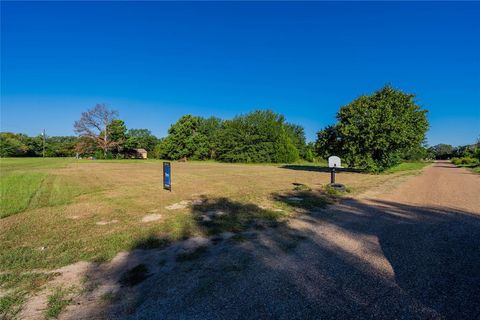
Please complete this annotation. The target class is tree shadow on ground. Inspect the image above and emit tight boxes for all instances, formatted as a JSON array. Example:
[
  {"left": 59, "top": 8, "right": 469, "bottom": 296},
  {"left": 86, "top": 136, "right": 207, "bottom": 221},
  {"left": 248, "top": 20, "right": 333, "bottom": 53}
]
[
  {"left": 280, "top": 164, "right": 364, "bottom": 173},
  {"left": 76, "top": 192, "right": 480, "bottom": 320}
]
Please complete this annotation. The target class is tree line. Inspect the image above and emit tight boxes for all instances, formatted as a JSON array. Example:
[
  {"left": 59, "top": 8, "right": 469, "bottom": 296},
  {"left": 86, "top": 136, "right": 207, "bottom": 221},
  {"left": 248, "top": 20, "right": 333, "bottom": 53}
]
[{"left": 3, "top": 85, "right": 477, "bottom": 172}]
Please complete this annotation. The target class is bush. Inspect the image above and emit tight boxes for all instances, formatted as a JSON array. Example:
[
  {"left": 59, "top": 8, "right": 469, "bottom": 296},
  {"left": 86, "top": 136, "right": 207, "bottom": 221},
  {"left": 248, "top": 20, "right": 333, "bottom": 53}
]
[
  {"left": 215, "top": 110, "right": 301, "bottom": 163},
  {"left": 452, "top": 157, "right": 479, "bottom": 166}
]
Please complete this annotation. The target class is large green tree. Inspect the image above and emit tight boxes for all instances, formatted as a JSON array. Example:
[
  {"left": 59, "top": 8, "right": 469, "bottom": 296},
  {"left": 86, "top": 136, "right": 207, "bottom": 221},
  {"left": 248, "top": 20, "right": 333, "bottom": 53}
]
[
  {"left": 106, "top": 119, "right": 127, "bottom": 156},
  {"left": 161, "top": 115, "right": 209, "bottom": 160},
  {"left": 429, "top": 144, "right": 454, "bottom": 160},
  {"left": 316, "top": 85, "right": 429, "bottom": 172},
  {"left": 285, "top": 123, "right": 308, "bottom": 159},
  {"left": 215, "top": 110, "right": 299, "bottom": 163},
  {"left": 0, "top": 133, "right": 30, "bottom": 157},
  {"left": 124, "top": 129, "right": 158, "bottom": 152}
]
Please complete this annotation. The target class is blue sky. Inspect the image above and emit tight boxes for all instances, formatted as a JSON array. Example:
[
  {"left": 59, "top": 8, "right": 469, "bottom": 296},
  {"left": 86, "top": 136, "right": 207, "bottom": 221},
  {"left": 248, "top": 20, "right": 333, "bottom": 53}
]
[{"left": 1, "top": 1, "right": 479, "bottom": 146}]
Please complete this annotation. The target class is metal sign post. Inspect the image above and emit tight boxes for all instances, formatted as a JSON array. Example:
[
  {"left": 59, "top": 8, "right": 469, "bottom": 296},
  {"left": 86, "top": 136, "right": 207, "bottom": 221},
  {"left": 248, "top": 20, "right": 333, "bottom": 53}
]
[
  {"left": 163, "top": 162, "right": 171, "bottom": 191},
  {"left": 331, "top": 164, "right": 336, "bottom": 184},
  {"left": 327, "top": 156, "right": 346, "bottom": 192}
]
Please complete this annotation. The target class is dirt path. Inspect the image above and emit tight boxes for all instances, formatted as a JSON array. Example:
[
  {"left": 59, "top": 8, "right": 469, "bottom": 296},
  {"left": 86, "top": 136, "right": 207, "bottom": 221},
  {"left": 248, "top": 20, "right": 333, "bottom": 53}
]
[
  {"left": 378, "top": 160, "right": 480, "bottom": 212},
  {"left": 23, "top": 161, "right": 480, "bottom": 320}
]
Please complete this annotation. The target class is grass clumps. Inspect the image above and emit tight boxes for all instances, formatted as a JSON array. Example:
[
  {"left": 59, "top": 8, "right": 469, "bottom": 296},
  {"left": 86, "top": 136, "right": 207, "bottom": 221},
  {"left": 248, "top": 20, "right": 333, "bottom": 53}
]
[
  {"left": 292, "top": 183, "right": 312, "bottom": 192},
  {"left": 274, "top": 190, "right": 332, "bottom": 212},
  {"left": 0, "top": 292, "right": 25, "bottom": 320},
  {"left": 0, "top": 272, "right": 59, "bottom": 319},
  {"left": 46, "top": 287, "right": 73, "bottom": 319}
]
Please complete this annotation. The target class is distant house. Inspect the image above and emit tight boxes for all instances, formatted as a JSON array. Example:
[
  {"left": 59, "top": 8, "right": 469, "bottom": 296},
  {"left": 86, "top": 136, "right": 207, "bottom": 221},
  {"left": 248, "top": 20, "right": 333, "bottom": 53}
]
[{"left": 135, "top": 148, "right": 148, "bottom": 159}]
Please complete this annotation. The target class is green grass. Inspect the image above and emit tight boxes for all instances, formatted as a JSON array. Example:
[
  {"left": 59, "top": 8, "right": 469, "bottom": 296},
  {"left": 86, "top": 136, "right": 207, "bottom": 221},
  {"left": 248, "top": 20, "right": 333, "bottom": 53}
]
[
  {"left": 1, "top": 172, "right": 47, "bottom": 218},
  {"left": 470, "top": 166, "right": 480, "bottom": 174},
  {"left": 0, "top": 291, "right": 25, "bottom": 320},
  {"left": 384, "top": 161, "right": 431, "bottom": 174},
  {"left": 0, "top": 158, "right": 101, "bottom": 218},
  {"left": 46, "top": 287, "right": 72, "bottom": 319},
  {"left": 0, "top": 158, "right": 72, "bottom": 173},
  {"left": 0, "top": 157, "right": 417, "bottom": 318},
  {"left": 0, "top": 272, "right": 57, "bottom": 319}
]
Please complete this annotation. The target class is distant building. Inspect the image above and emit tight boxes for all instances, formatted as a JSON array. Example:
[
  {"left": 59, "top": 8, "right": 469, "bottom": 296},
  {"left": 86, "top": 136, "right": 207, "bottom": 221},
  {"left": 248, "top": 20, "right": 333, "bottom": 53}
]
[{"left": 135, "top": 148, "right": 148, "bottom": 159}]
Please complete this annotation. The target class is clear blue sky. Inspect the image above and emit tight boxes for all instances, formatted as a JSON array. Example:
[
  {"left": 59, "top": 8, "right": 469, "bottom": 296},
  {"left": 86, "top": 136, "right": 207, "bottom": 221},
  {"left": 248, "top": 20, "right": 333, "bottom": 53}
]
[{"left": 1, "top": 1, "right": 479, "bottom": 146}]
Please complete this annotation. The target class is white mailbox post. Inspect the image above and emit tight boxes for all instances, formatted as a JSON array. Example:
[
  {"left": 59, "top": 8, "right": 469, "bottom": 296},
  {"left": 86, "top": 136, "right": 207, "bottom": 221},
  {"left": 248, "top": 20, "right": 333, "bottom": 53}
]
[
  {"left": 328, "top": 156, "right": 341, "bottom": 168},
  {"left": 328, "top": 156, "right": 341, "bottom": 184}
]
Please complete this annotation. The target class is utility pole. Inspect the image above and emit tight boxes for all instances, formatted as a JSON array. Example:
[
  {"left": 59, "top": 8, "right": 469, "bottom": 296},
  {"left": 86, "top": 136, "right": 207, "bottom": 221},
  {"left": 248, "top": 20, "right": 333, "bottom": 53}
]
[{"left": 42, "top": 129, "right": 46, "bottom": 158}]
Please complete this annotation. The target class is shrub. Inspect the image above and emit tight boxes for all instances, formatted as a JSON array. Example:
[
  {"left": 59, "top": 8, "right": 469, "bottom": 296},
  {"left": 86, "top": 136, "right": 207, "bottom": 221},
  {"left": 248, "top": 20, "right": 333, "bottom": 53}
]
[{"left": 452, "top": 157, "right": 479, "bottom": 166}]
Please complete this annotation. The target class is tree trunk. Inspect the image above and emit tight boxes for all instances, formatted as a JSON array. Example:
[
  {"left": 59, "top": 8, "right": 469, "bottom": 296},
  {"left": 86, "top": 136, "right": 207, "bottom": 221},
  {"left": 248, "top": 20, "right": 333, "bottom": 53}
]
[{"left": 104, "top": 125, "right": 108, "bottom": 158}]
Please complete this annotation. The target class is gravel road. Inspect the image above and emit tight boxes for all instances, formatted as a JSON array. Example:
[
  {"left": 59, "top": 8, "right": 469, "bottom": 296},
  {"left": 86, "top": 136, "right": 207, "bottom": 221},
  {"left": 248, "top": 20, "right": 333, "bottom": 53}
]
[{"left": 66, "top": 161, "right": 480, "bottom": 320}]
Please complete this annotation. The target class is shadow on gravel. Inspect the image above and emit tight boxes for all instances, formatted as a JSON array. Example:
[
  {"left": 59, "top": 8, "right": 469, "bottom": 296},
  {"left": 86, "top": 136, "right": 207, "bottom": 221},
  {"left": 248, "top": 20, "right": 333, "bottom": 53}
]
[{"left": 78, "top": 193, "right": 480, "bottom": 320}]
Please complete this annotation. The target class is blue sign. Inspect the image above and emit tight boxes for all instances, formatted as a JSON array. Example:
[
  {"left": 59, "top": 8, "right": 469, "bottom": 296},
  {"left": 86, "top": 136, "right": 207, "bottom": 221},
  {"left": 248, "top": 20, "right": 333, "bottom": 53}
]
[{"left": 163, "top": 162, "right": 171, "bottom": 191}]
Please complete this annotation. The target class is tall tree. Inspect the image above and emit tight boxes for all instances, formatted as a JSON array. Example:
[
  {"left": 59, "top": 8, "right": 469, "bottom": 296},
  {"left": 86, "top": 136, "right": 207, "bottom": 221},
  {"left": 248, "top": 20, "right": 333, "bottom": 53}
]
[
  {"left": 215, "top": 110, "right": 299, "bottom": 163},
  {"left": 161, "top": 115, "right": 209, "bottom": 160},
  {"left": 124, "top": 129, "right": 158, "bottom": 152},
  {"left": 198, "top": 117, "right": 223, "bottom": 159},
  {"left": 73, "top": 104, "right": 119, "bottom": 157},
  {"left": 316, "top": 85, "right": 429, "bottom": 172},
  {"left": 285, "top": 123, "right": 307, "bottom": 159},
  {"left": 106, "top": 119, "right": 127, "bottom": 155},
  {"left": 429, "top": 144, "right": 454, "bottom": 160}
]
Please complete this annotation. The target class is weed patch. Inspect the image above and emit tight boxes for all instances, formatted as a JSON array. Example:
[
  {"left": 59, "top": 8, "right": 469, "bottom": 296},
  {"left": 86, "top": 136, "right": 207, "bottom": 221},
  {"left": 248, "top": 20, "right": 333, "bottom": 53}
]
[
  {"left": 0, "top": 292, "right": 24, "bottom": 319},
  {"left": 46, "top": 287, "right": 73, "bottom": 319}
]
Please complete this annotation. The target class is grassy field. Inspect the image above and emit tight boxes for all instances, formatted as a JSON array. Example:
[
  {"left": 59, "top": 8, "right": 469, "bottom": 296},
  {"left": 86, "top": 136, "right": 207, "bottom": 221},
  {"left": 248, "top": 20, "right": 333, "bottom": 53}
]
[
  {"left": 0, "top": 158, "right": 429, "bottom": 318},
  {"left": 384, "top": 161, "right": 431, "bottom": 174}
]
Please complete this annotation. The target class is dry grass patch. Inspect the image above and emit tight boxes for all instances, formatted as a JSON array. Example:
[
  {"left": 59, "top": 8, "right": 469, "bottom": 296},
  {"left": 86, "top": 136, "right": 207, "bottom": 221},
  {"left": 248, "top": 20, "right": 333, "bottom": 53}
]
[{"left": 0, "top": 158, "right": 429, "bottom": 318}]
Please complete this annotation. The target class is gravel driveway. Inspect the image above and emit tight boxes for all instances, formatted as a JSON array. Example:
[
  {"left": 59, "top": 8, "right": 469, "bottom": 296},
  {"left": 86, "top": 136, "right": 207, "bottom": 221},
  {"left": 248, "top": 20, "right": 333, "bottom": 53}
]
[{"left": 65, "top": 161, "right": 480, "bottom": 320}]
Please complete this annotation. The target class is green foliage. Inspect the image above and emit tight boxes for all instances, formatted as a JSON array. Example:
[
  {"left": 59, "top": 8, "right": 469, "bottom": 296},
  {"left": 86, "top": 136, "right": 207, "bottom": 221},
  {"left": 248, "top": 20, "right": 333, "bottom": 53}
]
[
  {"left": 315, "top": 125, "right": 341, "bottom": 160},
  {"left": 0, "top": 132, "right": 39, "bottom": 157},
  {"left": 106, "top": 119, "right": 127, "bottom": 144},
  {"left": 429, "top": 144, "right": 454, "bottom": 159},
  {"left": 451, "top": 157, "right": 479, "bottom": 166},
  {"left": 303, "top": 143, "right": 315, "bottom": 162},
  {"left": 44, "top": 136, "right": 77, "bottom": 157},
  {"left": 124, "top": 129, "right": 158, "bottom": 152},
  {"left": 198, "top": 117, "right": 222, "bottom": 159},
  {"left": 215, "top": 110, "right": 300, "bottom": 163},
  {"left": 403, "top": 144, "right": 429, "bottom": 161},
  {"left": 474, "top": 147, "right": 480, "bottom": 161},
  {"left": 284, "top": 123, "right": 307, "bottom": 158},
  {"left": 0, "top": 291, "right": 24, "bottom": 319},
  {"left": 316, "top": 85, "right": 429, "bottom": 172},
  {"left": 159, "top": 111, "right": 304, "bottom": 163},
  {"left": 161, "top": 115, "right": 210, "bottom": 160},
  {"left": 46, "top": 287, "right": 72, "bottom": 318},
  {"left": 1, "top": 133, "right": 79, "bottom": 158}
]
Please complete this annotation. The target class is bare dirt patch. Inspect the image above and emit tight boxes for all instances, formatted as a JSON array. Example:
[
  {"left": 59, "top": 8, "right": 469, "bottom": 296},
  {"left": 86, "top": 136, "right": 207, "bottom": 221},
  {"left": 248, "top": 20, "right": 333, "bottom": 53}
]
[{"left": 141, "top": 214, "right": 161, "bottom": 223}]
